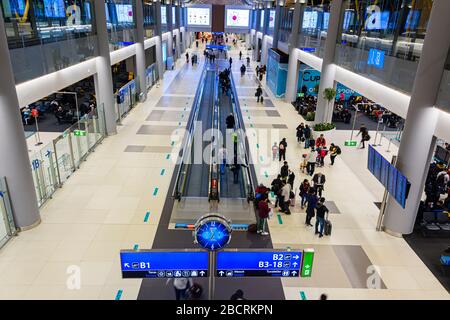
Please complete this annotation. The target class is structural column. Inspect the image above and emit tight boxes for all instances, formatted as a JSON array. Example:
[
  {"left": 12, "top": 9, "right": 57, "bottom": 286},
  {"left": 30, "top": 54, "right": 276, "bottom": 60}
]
[
  {"left": 135, "top": 0, "right": 147, "bottom": 101},
  {"left": 314, "top": 0, "right": 343, "bottom": 124},
  {"left": 383, "top": 0, "right": 450, "bottom": 236},
  {"left": 175, "top": 2, "right": 182, "bottom": 57},
  {"left": 155, "top": 0, "right": 164, "bottom": 78},
  {"left": 166, "top": 2, "right": 174, "bottom": 66},
  {"left": 260, "top": 6, "right": 271, "bottom": 65},
  {"left": 285, "top": 1, "right": 304, "bottom": 103},
  {"left": 271, "top": 0, "right": 282, "bottom": 50},
  {"left": 253, "top": 8, "right": 261, "bottom": 62},
  {"left": 94, "top": 0, "right": 117, "bottom": 135},
  {"left": 0, "top": 11, "right": 40, "bottom": 230}
]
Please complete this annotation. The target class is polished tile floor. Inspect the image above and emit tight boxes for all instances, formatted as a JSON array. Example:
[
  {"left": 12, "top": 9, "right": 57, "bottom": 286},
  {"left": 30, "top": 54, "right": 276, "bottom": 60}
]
[{"left": 0, "top": 38, "right": 448, "bottom": 300}]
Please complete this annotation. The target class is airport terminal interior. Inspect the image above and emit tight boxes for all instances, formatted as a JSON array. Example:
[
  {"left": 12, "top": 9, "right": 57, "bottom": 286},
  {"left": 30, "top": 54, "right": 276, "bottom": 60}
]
[{"left": 0, "top": 0, "right": 450, "bottom": 301}]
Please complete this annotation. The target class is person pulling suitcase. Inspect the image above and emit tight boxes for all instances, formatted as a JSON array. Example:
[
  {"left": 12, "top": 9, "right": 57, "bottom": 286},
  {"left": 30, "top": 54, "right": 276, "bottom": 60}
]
[{"left": 315, "top": 197, "right": 330, "bottom": 238}]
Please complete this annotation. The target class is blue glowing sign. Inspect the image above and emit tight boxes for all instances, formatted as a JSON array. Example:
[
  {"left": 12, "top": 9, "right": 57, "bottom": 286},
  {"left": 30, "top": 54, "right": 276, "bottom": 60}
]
[
  {"left": 216, "top": 251, "right": 302, "bottom": 277},
  {"left": 120, "top": 250, "right": 209, "bottom": 278},
  {"left": 367, "top": 48, "right": 385, "bottom": 69}
]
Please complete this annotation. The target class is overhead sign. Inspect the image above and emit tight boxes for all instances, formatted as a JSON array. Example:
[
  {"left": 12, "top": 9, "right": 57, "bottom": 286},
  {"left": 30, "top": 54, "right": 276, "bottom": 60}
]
[
  {"left": 187, "top": 7, "right": 210, "bottom": 26},
  {"left": 216, "top": 250, "right": 302, "bottom": 277},
  {"left": 226, "top": 9, "right": 250, "bottom": 28},
  {"left": 120, "top": 250, "right": 209, "bottom": 278}
]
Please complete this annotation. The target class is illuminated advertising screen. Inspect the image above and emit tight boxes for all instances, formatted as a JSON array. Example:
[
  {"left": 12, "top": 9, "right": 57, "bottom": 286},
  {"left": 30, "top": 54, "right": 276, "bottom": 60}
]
[
  {"left": 44, "top": 0, "right": 66, "bottom": 18},
  {"left": 404, "top": 10, "right": 421, "bottom": 30},
  {"left": 260, "top": 10, "right": 264, "bottom": 29},
  {"left": 269, "top": 9, "right": 275, "bottom": 28},
  {"left": 302, "top": 11, "right": 318, "bottom": 29},
  {"left": 226, "top": 9, "right": 250, "bottom": 28},
  {"left": 7, "top": 0, "right": 26, "bottom": 16},
  {"left": 161, "top": 6, "right": 167, "bottom": 24},
  {"left": 343, "top": 10, "right": 355, "bottom": 30},
  {"left": 322, "top": 12, "right": 330, "bottom": 30},
  {"left": 187, "top": 7, "right": 210, "bottom": 26},
  {"left": 365, "top": 11, "right": 390, "bottom": 30},
  {"left": 172, "top": 6, "right": 176, "bottom": 25},
  {"left": 116, "top": 4, "right": 133, "bottom": 23}
]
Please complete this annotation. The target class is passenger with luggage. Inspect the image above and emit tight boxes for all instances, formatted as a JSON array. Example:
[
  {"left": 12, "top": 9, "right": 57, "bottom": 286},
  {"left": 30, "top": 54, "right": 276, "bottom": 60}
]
[
  {"left": 356, "top": 124, "right": 370, "bottom": 149},
  {"left": 255, "top": 85, "right": 263, "bottom": 103},
  {"left": 315, "top": 197, "right": 330, "bottom": 238}
]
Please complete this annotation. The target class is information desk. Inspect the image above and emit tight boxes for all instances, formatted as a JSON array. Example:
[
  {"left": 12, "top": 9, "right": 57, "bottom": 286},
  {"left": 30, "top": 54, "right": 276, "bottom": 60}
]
[
  {"left": 216, "top": 250, "right": 302, "bottom": 277},
  {"left": 120, "top": 250, "right": 209, "bottom": 279}
]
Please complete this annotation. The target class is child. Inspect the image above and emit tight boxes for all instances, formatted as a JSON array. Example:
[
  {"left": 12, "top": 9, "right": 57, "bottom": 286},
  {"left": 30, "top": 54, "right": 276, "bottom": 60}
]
[
  {"left": 272, "top": 142, "right": 278, "bottom": 161},
  {"left": 300, "top": 154, "right": 308, "bottom": 174}
]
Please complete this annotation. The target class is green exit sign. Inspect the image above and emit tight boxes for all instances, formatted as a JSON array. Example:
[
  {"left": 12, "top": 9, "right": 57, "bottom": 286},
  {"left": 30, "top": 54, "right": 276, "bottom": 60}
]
[
  {"left": 301, "top": 248, "right": 315, "bottom": 278},
  {"left": 74, "top": 130, "right": 86, "bottom": 137},
  {"left": 345, "top": 140, "right": 357, "bottom": 147}
]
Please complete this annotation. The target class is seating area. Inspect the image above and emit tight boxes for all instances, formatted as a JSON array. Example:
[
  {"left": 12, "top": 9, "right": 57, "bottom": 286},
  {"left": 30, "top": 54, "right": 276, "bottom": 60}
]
[{"left": 421, "top": 210, "right": 450, "bottom": 237}]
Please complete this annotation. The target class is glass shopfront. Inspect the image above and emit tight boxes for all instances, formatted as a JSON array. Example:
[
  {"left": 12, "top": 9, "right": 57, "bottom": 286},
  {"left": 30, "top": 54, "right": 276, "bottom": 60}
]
[
  {"left": 334, "top": 0, "right": 434, "bottom": 94},
  {"left": 106, "top": 0, "right": 136, "bottom": 50}
]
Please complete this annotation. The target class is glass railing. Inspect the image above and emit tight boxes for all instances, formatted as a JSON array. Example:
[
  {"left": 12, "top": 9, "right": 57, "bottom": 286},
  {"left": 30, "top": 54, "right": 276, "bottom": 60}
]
[
  {"left": 28, "top": 113, "right": 106, "bottom": 207},
  {"left": 115, "top": 78, "right": 138, "bottom": 123},
  {"left": 0, "top": 177, "right": 16, "bottom": 250}
]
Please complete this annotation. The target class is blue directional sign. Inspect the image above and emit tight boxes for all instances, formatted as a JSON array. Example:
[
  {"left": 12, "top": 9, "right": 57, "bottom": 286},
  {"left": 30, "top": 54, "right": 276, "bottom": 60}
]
[
  {"left": 216, "top": 251, "right": 302, "bottom": 277},
  {"left": 120, "top": 250, "right": 209, "bottom": 279},
  {"left": 367, "top": 48, "right": 385, "bottom": 69}
]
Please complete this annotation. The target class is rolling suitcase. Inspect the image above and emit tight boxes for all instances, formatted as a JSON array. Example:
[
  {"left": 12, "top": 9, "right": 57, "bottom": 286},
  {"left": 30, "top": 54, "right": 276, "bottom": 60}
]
[{"left": 324, "top": 219, "right": 332, "bottom": 236}]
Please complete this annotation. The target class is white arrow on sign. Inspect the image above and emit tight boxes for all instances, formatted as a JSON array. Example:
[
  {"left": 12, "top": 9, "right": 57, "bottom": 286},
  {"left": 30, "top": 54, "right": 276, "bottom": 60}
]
[
  {"left": 219, "top": 271, "right": 224, "bottom": 276},
  {"left": 200, "top": 271, "right": 205, "bottom": 276},
  {"left": 124, "top": 263, "right": 130, "bottom": 268},
  {"left": 293, "top": 255, "right": 300, "bottom": 260},
  {"left": 292, "top": 271, "right": 297, "bottom": 276},
  {"left": 293, "top": 262, "right": 298, "bottom": 267},
  {"left": 305, "top": 264, "right": 310, "bottom": 269}
]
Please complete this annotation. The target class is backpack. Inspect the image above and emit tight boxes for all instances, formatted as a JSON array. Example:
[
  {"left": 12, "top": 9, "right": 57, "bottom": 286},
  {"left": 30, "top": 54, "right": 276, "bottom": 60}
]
[{"left": 336, "top": 146, "right": 342, "bottom": 155}]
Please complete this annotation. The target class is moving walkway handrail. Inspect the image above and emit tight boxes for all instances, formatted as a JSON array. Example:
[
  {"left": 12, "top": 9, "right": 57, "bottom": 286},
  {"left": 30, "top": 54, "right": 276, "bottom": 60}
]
[
  {"left": 228, "top": 71, "right": 256, "bottom": 201},
  {"left": 172, "top": 64, "right": 208, "bottom": 199},
  {"left": 208, "top": 71, "right": 220, "bottom": 201}
]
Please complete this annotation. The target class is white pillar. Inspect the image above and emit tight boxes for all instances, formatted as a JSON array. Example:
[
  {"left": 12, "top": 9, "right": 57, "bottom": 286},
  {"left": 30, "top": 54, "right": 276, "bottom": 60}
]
[
  {"left": 260, "top": 8, "right": 270, "bottom": 65},
  {"left": 383, "top": 0, "right": 450, "bottom": 236},
  {"left": 155, "top": 1, "right": 164, "bottom": 78},
  {"left": 135, "top": 0, "right": 147, "bottom": 101},
  {"left": 272, "top": 0, "right": 282, "bottom": 50},
  {"left": 0, "top": 10, "right": 40, "bottom": 229},
  {"left": 314, "top": 0, "right": 343, "bottom": 124},
  {"left": 167, "top": 3, "right": 174, "bottom": 64},
  {"left": 253, "top": 9, "right": 261, "bottom": 61},
  {"left": 94, "top": 0, "right": 117, "bottom": 135},
  {"left": 285, "top": 1, "right": 304, "bottom": 103}
]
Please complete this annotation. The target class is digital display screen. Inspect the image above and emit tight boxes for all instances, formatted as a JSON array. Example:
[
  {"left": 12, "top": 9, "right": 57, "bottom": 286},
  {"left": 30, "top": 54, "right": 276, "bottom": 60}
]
[
  {"left": 44, "top": 0, "right": 66, "bottom": 18},
  {"left": 269, "top": 9, "right": 275, "bottom": 29},
  {"left": 404, "top": 10, "right": 421, "bottom": 30},
  {"left": 120, "top": 251, "right": 209, "bottom": 278},
  {"left": 260, "top": 10, "right": 264, "bottom": 29},
  {"left": 302, "top": 11, "right": 318, "bottom": 29},
  {"left": 84, "top": 2, "right": 91, "bottom": 21},
  {"left": 7, "top": 0, "right": 26, "bottom": 16},
  {"left": 322, "top": 12, "right": 330, "bottom": 30},
  {"left": 187, "top": 7, "right": 210, "bottom": 26},
  {"left": 395, "top": 173, "right": 407, "bottom": 208},
  {"left": 116, "top": 4, "right": 133, "bottom": 23},
  {"left": 367, "top": 48, "right": 385, "bottom": 69},
  {"left": 226, "top": 9, "right": 250, "bottom": 28},
  {"left": 368, "top": 145, "right": 375, "bottom": 173},
  {"left": 216, "top": 251, "right": 302, "bottom": 277},
  {"left": 161, "top": 5, "right": 167, "bottom": 24},
  {"left": 343, "top": 10, "right": 355, "bottom": 30},
  {"left": 380, "top": 157, "right": 390, "bottom": 186},
  {"left": 105, "top": 3, "right": 110, "bottom": 23},
  {"left": 374, "top": 151, "right": 382, "bottom": 181},
  {"left": 172, "top": 6, "right": 176, "bottom": 25},
  {"left": 388, "top": 165, "right": 398, "bottom": 198},
  {"left": 365, "top": 11, "right": 390, "bottom": 30}
]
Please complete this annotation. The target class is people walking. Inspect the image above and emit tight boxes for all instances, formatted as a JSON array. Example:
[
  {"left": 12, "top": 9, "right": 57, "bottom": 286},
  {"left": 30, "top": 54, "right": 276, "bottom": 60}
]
[
  {"left": 272, "top": 142, "right": 278, "bottom": 161},
  {"left": 356, "top": 124, "right": 370, "bottom": 149},
  {"left": 329, "top": 143, "right": 341, "bottom": 165},
  {"left": 296, "top": 123, "right": 305, "bottom": 143},
  {"left": 279, "top": 138, "right": 287, "bottom": 161},
  {"left": 280, "top": 161, "right": 289, "bottom": 181},
  {"left": 271, "top": 174, "right": 282, "bottom": 208},
  {"left": 315, "top": 134, "right": 326, "bottom": 148},
  {"left": 185, "top": 52, "right": 189, "bottom": 63},
  {"left": 280, "top": 181, "right": 292, "bottom": 215},
  {"left": 229, "top": 57, "right": 233, "bottom": 67},
  {"left": 246, "top": 56, "right": 250, "bottom": 67},
  {"left": 240, "top": 64, "right": 246, "bottom": 76},
  {"left": 305, "top": 188, "right": 318, "bottom": 226},
  {"left": 255, "top": 85, "right": 263, "bottom": 102},
  {"left": 299, "top": 179, "right": 310, "bottom": 209},
  {"left": 304, "top": 125, "right": 312, "bottom": 148},
  {"left": 312, "top": 172, "right": 326, "bottom": 197},
  {"left": 307, "top": 147, "right": 318, "bottom": 176},
  {"left": 226, "top": 113, "right": 235, "bottom": 129},
  {"left": 287, "top": 170, "right": 295, "bottom": 190},
  {"left": 167, "top": 277, "right": 193, "bottom": 300},
  {"left": 315, "top": 197, "right": 329, "bottom": 238},
  {"left": 239, "top": 51, "right": 242, "bottom": 60}
]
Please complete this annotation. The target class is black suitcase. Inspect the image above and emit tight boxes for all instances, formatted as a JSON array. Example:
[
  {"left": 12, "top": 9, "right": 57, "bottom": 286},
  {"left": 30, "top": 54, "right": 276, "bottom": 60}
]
[
  {"left": 187, "top": 283, "right": 203, "bottom": 300},
  {"left": 324, "top": 220, "right": 332, "bottom": 236}
]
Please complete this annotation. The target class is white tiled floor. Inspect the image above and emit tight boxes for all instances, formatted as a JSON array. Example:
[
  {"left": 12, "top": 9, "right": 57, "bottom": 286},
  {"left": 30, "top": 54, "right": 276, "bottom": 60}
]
[{"left": 0, "top": 37, "right": 448, "bottom": 300}]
